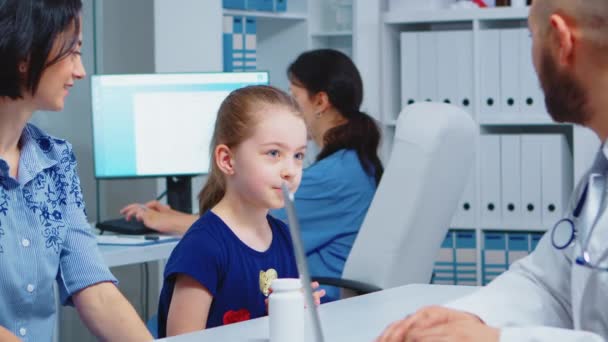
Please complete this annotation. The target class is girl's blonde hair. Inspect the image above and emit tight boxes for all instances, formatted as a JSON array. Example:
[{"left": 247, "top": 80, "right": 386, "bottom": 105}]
[{"left": 197, "top": 85, "right": 301, "bottom": 214}]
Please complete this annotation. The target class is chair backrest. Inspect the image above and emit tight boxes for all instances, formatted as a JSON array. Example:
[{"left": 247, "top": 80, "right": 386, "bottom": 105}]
[{"left": 342, "top": 102, "right": 477, "bottom": 290}]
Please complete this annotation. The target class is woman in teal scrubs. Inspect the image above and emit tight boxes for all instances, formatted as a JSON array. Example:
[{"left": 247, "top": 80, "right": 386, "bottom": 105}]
[{"left": 272, "top": 49, "right": 383, "bottom": 302}]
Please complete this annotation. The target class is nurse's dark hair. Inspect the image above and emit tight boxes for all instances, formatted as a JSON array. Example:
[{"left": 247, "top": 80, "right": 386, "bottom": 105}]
[
  {"left": 0, "top": 0, "right": 83, "bottom": 99},
  {"left": 287, "top": 49, "right": 383, "bottom": 185},
  {"left": 197, "top": 85, "right": 301, "bottom": 214}
]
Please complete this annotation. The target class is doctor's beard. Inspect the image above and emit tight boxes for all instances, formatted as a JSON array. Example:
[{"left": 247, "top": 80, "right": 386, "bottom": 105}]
[{"left": 538, "top": 48, "right": 591, "bottom": 125}]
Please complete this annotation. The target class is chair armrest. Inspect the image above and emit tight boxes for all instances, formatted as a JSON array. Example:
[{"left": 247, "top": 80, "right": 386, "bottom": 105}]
[{"left": 311, "top": 276, "right": 382, "bottom": 295}]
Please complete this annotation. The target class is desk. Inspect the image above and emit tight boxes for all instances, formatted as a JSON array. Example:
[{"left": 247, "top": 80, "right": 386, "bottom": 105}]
[
  {"left": 158, "top": 284, "right": 477, "bottom": 342},
  {"left": 99, "top": 240, "right": 179, "bottom": 268}
]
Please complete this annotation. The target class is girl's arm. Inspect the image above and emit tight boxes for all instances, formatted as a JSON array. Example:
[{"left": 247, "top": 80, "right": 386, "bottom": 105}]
[{"left": 166, "top": 274, "right": 213, "bottom": 336}]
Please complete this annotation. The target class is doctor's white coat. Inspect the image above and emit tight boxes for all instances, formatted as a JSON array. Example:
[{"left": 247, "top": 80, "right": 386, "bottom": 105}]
[{"left": 447, "top": 172, "right": 608, "bottom": 341}]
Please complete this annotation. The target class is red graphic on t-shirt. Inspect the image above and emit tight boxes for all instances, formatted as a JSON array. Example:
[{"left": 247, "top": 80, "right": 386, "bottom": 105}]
[{"left": 223, "top": 308, "right": 251, "bottom": 325}]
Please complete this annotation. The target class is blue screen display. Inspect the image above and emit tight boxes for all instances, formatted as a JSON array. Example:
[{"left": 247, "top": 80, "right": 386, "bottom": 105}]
[{"left": 91, "top": 72, "right": 269, "bottom": 178}]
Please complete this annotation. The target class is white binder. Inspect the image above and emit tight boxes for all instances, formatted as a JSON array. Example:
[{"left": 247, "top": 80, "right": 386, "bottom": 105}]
[
  {"left": 437, "top": 30, "right": 474, "bottom": 112},
  {"left": 500, "top": 135, "right": 522, "bottom": 227},
  {"left": 400, "top": 32, "right": 419, "bottom": 108},
  {"left": 541, "top": 134, "right": 573, "bottom": 228},
  {"left": 500, "top": 29, "right": 521, "bottom": 114},
  {"left": 479, "top": 30, "right": 501, "bottom": 118},
  {"left": 518, "top": 28, "right": 545, "bottom": 116},
  {"left": 480, "top": 134, "right": 502, "bottom": 227},
  {"left": 521, "top": 135, "right": 543, "bottom": 227},
  {"left": 451, "top": 165, "right": 477, "bottom": 229},
  {"left": 455, "top": 30, "right": 474, "bottom": 112},
  {"left": 437, "top": 31, "right": 458, "bottom": 106},
  {"left": 417, "top": 31, "right": 438, "bottom": 103}
]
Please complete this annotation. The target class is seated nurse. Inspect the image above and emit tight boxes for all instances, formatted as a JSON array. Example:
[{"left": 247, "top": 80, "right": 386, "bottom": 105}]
[{"left": 271, "top": 49, "right": 384, "bottom": 302}]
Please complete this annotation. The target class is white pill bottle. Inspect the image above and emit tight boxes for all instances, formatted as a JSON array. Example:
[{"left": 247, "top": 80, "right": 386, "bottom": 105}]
[{"left": 269, "top": 278, "right": 305, "bottom": 342}]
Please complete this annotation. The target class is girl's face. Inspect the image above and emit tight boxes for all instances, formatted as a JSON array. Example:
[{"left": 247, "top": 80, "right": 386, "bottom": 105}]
[
  {"left": 33, "top": 27, "right": 86, "bottom": 111},
  {"left": 229, "top": 105, "right": 307, "bottom": 209}
]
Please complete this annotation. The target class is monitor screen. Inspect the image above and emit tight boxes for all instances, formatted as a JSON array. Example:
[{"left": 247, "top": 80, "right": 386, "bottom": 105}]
[{"left": 91, "top": 71, "right": 269, "bottom": 179}]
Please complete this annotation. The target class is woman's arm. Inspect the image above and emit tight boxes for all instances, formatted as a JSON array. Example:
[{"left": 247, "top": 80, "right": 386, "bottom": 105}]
[
  {"left": 121, "top": 200, "right": 197, "bottom": 235},
  {"left": 166, "top": 274, "right": 213, "bottom": 336},
  {"left": 73, "top": 282, "right": 152, "bottom": 341},
  {"left": 0, "top": 326, "right": 20, "bottom": 342}
]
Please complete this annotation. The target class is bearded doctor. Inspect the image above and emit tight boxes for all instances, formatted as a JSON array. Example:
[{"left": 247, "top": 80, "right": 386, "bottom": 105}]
[{"left": 377, "top": 0, "right": 608, "bottom": 341}]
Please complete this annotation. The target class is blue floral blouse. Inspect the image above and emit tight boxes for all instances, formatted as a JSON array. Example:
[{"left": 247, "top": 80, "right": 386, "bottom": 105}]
[{"left": 0, "top": 124, "right": 116, "bottom": 341}]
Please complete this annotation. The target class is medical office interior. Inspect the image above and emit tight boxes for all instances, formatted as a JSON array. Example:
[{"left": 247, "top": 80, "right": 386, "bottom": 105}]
[{"left": 38, "top": 0, "right": 601, "bottom": 340}]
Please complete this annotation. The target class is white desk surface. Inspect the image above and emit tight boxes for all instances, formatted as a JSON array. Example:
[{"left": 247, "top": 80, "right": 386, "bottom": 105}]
[
  {"left": 157, "top": 284, "right": 477, "bottom": 342},
  {"left": 99, "top": 240, "right": 179, "bottom": 268}
]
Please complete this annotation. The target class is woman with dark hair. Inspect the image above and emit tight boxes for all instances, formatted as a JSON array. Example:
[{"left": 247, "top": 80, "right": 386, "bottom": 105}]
[
  {"left": 273, "top": 49, "right": 383, "bottom": 302},
  {"left": 121, "top": 49, "right": 382, "bottom": 302},
  {"left": 0, "top": 1, "right": 151, "bottom": 340}
]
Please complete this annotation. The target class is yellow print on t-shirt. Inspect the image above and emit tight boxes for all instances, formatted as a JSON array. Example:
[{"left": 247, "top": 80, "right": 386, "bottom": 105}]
[{"left": 259, "top": 268, "right": 278, "bottom": 296}]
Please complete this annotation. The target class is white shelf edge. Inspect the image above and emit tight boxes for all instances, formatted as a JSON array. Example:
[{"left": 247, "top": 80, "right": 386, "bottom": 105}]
[
  {"left": 478, "top": 113, "right": 555, "bottom": 125},
  {"left": 310, "top": 30, "right": 353, "bottom": 37},
  {"left": 386, "top": 112, "right": 557, "bottom": 126},
  {"left": 478, "top": 226, "right": 549, "bottom": 232},
  {"left": 223, "top": 9, "right": 307, "bottom": 20},
  {"left": 383, "top": 6, "right": 529, "bottom": 24}
]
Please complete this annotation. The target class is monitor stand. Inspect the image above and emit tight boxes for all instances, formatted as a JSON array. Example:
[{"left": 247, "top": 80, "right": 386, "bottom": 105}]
[{"left": 166, "top": 176, "right": 192, "bottom": 214}]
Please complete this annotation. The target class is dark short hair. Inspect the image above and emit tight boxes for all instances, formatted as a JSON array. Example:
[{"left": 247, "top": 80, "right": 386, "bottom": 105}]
[{"left": 0, "top": 0, "right": 82, "bottom": 99}]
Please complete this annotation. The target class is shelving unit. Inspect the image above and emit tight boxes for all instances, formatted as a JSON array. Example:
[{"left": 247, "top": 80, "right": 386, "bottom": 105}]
[
  {"left": 221, "top": 0, "right": 355, "bottom": 90},
  {"left": 371, "top": 3, "right": 601, "bottom": 286},
  {"left": 307, "top": 0, "right": 354, "bottom": 57}
]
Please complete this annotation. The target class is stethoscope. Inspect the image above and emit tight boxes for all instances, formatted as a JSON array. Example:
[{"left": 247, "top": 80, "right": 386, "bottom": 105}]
[{"left": 551, "top": 173, "right": 608, "bottom": 271}]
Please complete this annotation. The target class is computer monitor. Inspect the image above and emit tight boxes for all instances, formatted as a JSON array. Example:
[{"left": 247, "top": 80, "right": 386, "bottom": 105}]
[{"left": 91, "top": 71, "right": 270, "bottom": 213}]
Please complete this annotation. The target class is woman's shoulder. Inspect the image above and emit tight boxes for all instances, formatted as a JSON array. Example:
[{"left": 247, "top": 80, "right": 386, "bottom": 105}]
[
  {"left": 25, "top": 123, "right": 71, "bottom": 150},
  {"left": 312, "top": 149, "right": 359, "bottom": 169},
  {"left": 24, "top": 123, "right": 75, "bottom": 168},
  {"left": 308, "top": 149, "right": 370, "bottom": 182}
]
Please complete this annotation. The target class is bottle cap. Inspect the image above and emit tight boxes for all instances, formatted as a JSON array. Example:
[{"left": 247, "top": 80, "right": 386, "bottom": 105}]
[{"left": 271, "top": 278, "right": 302, "bottom": 292}]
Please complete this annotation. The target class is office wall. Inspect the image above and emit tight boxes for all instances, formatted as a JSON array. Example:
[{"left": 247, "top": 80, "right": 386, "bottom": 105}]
[
  {"left": 154, "top": 0, "right": 223, "bottom": 73},
  {"left": 96, "top": 0, "right": 159, "bottom": 222}
]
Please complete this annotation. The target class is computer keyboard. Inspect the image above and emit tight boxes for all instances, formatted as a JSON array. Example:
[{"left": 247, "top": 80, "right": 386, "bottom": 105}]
[{"left": 96, "top": 218, "right": 157, "bottom": 235}]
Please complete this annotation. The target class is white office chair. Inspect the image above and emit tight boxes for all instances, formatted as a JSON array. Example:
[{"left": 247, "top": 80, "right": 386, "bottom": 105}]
[{"left": 314, "top": 102, "right": 477, "bottom": 295}]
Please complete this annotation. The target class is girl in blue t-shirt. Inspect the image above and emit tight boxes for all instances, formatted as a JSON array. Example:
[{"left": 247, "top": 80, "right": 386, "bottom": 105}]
[{"left": 157, "top": 85, "right": 325, "bottom": 337}]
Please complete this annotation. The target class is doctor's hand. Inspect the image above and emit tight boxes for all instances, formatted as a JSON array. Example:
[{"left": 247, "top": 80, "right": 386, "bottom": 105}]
[{"left": 375, "top": 306, "right": 499, "bottom": 342}]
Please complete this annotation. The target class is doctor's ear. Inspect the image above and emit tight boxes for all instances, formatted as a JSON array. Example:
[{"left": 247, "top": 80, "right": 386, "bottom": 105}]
[{"left": 215, "top": 144, "right": 235, "bottom": 175}]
